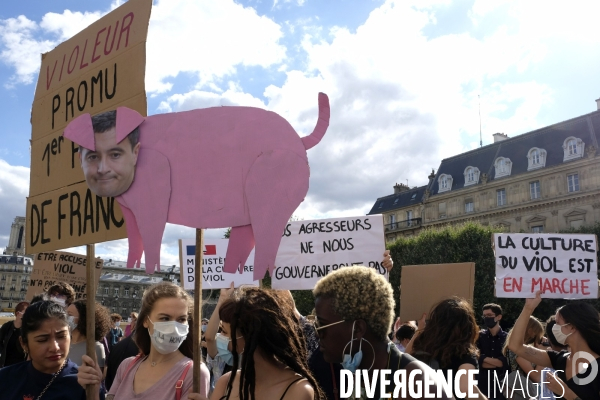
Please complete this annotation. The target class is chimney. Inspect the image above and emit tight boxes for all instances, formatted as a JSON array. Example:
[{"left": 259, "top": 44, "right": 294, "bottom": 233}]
[
  {"left": 596, "top": 98, "right": 600, "bottom": 111},
  {"left": 428, "top": 169, "right": 435, "bottom": 185},
  {"left": 393, "top": 182, "right": 410, "bottom": 194},
  {"left": 493, "top": 132, "right": 509, "bottom": 143}
]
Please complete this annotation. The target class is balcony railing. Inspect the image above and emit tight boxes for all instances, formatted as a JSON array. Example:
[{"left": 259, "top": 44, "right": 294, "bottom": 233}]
[{"left": 384, "top": 218, "right": 422, "bottom": 232}]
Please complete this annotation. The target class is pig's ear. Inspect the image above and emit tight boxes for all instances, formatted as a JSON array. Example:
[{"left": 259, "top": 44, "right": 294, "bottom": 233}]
[
  {"left": 116, "top": 107, "right": 145, "bottom": 144},
  {"left": 64, "top": 113, "right": 95, "bottom": 151}
]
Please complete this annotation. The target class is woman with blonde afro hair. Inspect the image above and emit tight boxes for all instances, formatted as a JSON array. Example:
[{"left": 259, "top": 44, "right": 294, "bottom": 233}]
[{"left": 312, "top": 266, "right": 452, "bottom": 399}]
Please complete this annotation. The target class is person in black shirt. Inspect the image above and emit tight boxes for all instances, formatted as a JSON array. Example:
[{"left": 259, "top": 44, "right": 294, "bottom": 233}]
[
  {"left": 103, "top": 329, "right": 139, "bottom": 390},
  {"left": 0, "top": 301, "right": 29, "bottom": 367},
  {"left": 476, "top": 303, "right": 509, "bottom": 399},
  {"left": 508, "top": 291, "right": 600, "bottom": 400}
]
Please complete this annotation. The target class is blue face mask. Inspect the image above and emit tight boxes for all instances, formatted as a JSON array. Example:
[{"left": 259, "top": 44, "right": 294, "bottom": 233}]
[
  {"left": 340, "top": 321, "right": 363, "bottom": 372},
  {"left": 201, "top": 325, "right": 207, "bottom": 333},
  {"left": 216, "top": 333, "right": 234, "bottom": 366}
]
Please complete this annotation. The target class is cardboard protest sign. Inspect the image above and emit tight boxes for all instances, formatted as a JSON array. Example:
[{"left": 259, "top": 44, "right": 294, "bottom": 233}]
[
  {"left": 271, "top": 216, "right": 386, "bottom": 290},
  {"left": 494, "top": 233, "right": 598, "bottom": 299},
  {"left": 400, "top": 263, "right": 475, "bottom": 322},
  {"left": 26, "top": 251, "right": 103, "bottom": 302},
  {"left": 26, "top": 0, "right": 151, "bottom": 254},
  {"left": 64, "top": 93, "right": 330, "bottom": 276},
  {"left": 179, "top": 239, "right": 259, "bottom": 290}
]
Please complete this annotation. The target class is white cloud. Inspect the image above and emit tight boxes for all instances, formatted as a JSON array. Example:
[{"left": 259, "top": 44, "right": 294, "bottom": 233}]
[
  {"left": 146, "top": 0, "right": 287, "bottom": 94},
  {"left": 39, "top": 10, "right": 105, "bottom": 41}
]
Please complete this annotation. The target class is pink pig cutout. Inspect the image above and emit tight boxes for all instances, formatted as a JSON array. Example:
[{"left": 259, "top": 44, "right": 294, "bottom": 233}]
[{"left": 64, "top": 93, "right": 330, "bottom": 280}]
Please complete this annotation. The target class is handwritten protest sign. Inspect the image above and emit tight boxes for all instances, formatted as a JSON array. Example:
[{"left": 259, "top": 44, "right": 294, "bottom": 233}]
[
  {"left": 26, "top": 0, "right": 151, "bottom": 254},
  {"left": 271, "top": 215, "right": 386, "bottom": 290},
  {"left": 493, "top": 233, "right": 598, "bottom": 299},
  {"left": 25, "top": 250, "right": 103, "bottom": 301},
  {"left": 179, "top": 239, "right": 258, "bottom": 290}
]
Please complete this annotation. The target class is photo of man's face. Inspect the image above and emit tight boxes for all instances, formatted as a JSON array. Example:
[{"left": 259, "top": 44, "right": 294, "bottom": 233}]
[{"left": 79, "top": 127, "right": 140, "bottom": 197}]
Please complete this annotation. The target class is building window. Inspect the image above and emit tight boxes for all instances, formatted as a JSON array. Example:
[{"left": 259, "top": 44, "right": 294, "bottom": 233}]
[
  {"left": 463, "top": 166, "right": 480, "bottom": 187},
  {"left": 532, "top": 225, "right": 544, "bottom": 233},
  {"left": 114, "top": 288, "right": 119, "bottom": 296},
  {"left": 563, "top": 137, "right": 585, "bottom": 161},
  {"left": 378, "top": 201, "right": 384, "bottom": 209},
  {"left": 567, "top": 173, "right": 580, "bottom": 192},
  {"left": 104, "top": 287, "right": 109, "bottom": 295},
  {"left": 406, "top": 210, "right": 413, "bottom": 226},
  {"left": 465, "top": 201, "right": 474, "bottom": 213},
  {"left": 438, "top": 174, "right": 453, "bottom": 193},
  {"left": 389, "top": 214, "right": 396, "bottom": 230},
  {"left": 393, "top": 198, "right": 399, "bottom": 205},
  {"left": 530, "top": 181, "right": 541, "bottom": 199},
  {"left": 494, "top": 157, "right": 512, "bottom": 178},
  {"left": 411, "top": 193, "right": 417, "bottom": 200},
  {"left": 125, "top": 289, "right": 130, "bottom": 296},
  {"left": 527, "top": 147, "right": 547, "bottom": 171},
  {"left": 497, "top": 189, "right": 506, "bottom": 206},
  {"left": 438, "top": 202, "right": 447, "bottom": 218},
  {"left": 570, "top": 220, "right": 584, "bottom": 229}
]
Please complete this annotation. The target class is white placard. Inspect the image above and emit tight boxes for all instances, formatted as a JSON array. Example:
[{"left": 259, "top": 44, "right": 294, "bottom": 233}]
[
  {"left": 494, "top": 233, "right": 598, "bottom": 299},
  {"left": 271, "top": 215, "right": 386, "bottom": 290},
  {"left": 179, "top": 239, "right": 259, "bottom": 290}
]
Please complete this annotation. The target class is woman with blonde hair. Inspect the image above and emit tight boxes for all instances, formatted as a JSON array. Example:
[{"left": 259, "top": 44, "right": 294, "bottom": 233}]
[{"left": 78, "top": 281, "right": 210, "bottom": 400}]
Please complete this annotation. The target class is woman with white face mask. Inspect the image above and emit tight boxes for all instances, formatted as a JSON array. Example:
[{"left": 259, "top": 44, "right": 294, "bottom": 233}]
[
  {"left": 66, "top": 300, "right": 111, "bottom": 379},
  {"left": 77, "top": 282, "right": 210, "bottom": 400},
  {"left": 508, "top": 291, "right": 600, "bottom": 400}
]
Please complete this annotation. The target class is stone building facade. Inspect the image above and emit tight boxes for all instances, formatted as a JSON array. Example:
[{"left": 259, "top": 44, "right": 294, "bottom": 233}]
[
  {"left": 370, "top": 102, "right": 600, "bottom": 242},
  {"left": 0, "top": 217, "right": 32, "bottom": 311}
]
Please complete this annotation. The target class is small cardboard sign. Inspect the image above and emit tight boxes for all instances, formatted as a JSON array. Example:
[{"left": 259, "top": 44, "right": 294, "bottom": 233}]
[
  {"left": 179, "top": 239, "right": 259, "bottom": 290},
  {"left": 271, "top": 215, "right": 386, "bottom": 290},
  {"left": 493, "top": 233, "right": 598, "bottom": 299},
  {"left": 26, "top": 250, "right": 103, "bottom": 301},
  {"left": 400, "top": 263, "right": 475, "bottom": 322}
]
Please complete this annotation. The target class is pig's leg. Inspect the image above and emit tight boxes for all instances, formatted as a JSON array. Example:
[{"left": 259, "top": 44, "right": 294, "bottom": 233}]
[
  {"left": 118, "top": 202, "right": 143, "bottom": 269},
  {"left": 245, "top": 150, "right": 309, "bottom": 280},
  {"left": 223, "top": 225, "right": 255, "bottom": 274},
  {"left": 118, "top": 149, "right": 171, "bottom": 274}
]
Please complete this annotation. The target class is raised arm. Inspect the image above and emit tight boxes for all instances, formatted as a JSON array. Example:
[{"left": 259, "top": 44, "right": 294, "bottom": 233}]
[
  {"left": 205, "top": 282, "right": 234, "bottom": 358},
  {"left": 507, "top": 291, "right": 552, "bottom": 369}
]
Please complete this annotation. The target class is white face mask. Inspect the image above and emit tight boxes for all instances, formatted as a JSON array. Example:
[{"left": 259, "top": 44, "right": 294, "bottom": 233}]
[
  {"left": 552, "top": 323, "right": 572, "bottom": 345},
  {"left": 50, "top": 296, "right": 66, "bottom": 307},
  {"left": 67, "top": 315, "right": 78, "bottom": 332},
  {"left": 148, "top": 317, "right": 189, "bottom": 354}
]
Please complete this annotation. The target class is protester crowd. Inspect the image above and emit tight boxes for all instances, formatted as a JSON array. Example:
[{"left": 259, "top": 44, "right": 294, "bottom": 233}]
[{"left": 0, "top": 252, "right": 598, "bottom": 400}]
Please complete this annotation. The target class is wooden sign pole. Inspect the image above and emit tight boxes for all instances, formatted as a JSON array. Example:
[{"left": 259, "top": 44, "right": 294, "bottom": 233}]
[
  {"left": 85, "top": 244, "right": 97, "bottom": 400},
  {"left": 193, "top": 229, "right": 204, "bottom": 393}
]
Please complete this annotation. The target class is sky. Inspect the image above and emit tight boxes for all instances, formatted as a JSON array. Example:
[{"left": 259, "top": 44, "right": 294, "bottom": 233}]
[{"left": 1, "top": 0, "right": 600, "bottom": 266}]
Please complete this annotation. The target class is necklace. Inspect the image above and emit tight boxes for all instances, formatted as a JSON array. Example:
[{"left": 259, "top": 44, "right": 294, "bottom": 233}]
[
  {"left": 148, "top": 352, "right": 178, "bottom": 367},
  {"left": 36, "top": 360, "right": 67, "bottom": 400}
]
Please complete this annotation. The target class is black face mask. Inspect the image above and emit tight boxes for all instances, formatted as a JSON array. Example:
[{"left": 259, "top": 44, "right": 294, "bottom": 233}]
[{"left": 484, "top": 317, "right": 497, "bottom": 329}]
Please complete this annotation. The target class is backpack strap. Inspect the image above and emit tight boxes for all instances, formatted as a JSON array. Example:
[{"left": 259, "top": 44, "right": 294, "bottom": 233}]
[{"left": 175, "top": 361, "right": 193, "bottom": 400}]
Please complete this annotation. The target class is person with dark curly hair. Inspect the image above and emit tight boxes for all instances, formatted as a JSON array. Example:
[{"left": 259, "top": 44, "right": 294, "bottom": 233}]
[
  {"left": 66, "top": 300, "right": 111, "bottom": 372},
  {"left": 508, "top": 292, "right": 600, "bottom": 400},
  {"left": 190, "top": 287, "right": 324, "bottom": 400},
  {"left": 312, "top": 266, "right": 452, "bottom": 400},
  {"left": 48, "top": 281, "right": 77, "bottom": 307},
  {"left": 409, "top": 297, "right": 486, "bottom": 399}
]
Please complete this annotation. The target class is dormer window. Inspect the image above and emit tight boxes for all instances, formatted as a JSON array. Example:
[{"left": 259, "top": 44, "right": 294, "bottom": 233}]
[
  {"left": 527, "top": 147, "right": 547, "bottom": 171},
  {"left": 463, "top": 166, "right": 480, "bottom": 187},
  {"left": 494, "top": 157, "right": 512, "bottom": 178},
  {"left": 563, "top": 136, "right": 584, "bottom": 161},
  {"left": 438, "top": 174, "right": 453, "bottom": 193}
]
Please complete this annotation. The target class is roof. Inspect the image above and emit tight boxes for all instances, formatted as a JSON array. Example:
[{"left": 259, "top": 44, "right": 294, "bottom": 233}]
[
  {"left": 428, "top": 110, "right": 599, "bottom": 195},
  {"left": 367, "top": 185, "right": 427, "bottom": 215},
  {"left": 370, "top": 108, "right": 600, "bottom": 212}
]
